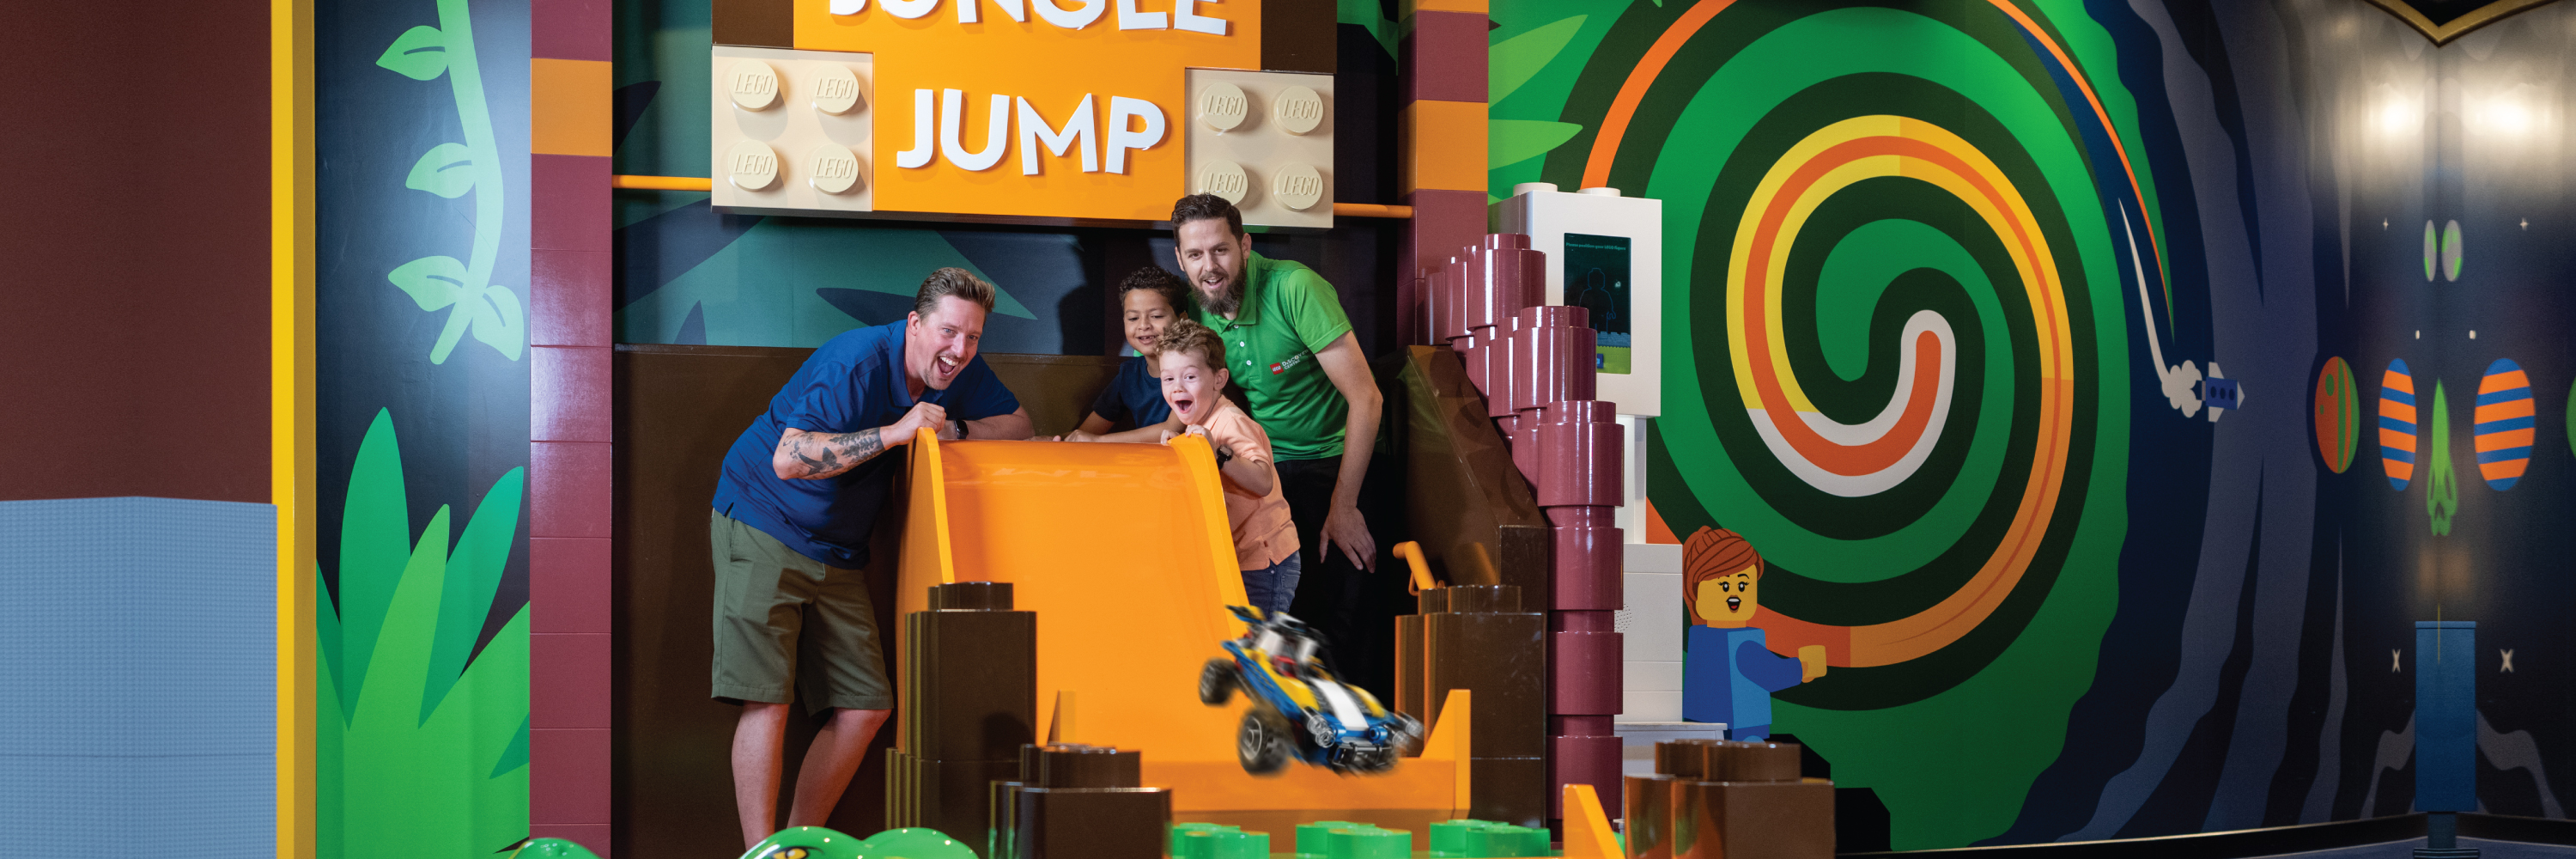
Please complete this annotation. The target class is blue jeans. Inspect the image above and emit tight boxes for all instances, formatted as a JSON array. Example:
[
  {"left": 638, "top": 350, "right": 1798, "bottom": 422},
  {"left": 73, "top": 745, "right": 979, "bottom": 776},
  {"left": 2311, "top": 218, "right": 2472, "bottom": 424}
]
[{"left": 1241, "top": 553, "right": 1303, "bottom": 618}]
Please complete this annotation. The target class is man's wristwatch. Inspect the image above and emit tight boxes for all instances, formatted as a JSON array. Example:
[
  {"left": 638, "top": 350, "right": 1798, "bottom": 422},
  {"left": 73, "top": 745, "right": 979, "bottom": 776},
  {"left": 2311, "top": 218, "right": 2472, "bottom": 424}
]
[{"left": 951, "top": 417, "right": 969, "bottom": 440}]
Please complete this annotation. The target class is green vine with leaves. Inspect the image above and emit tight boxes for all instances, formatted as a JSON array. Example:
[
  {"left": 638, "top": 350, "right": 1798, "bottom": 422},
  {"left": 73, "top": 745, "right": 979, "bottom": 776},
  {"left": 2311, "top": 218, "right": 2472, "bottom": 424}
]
[{"left": 377, "top": 0, "right": 524, "bottom": 364}]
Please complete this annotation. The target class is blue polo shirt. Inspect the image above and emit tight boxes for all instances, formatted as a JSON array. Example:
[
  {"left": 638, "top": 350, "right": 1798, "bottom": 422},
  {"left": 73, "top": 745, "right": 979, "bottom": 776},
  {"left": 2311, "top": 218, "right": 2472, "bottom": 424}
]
[
  {"left": 711, "top": 320, "right": 1020, "bottom": 566},
  {"left": 1088, "top": 355, "right": 1173, "bottom": 430}
]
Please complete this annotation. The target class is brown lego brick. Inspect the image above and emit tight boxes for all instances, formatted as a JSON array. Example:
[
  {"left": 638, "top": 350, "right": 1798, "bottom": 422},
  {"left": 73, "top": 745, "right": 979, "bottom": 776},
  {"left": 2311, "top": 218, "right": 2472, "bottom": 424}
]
[
  {"left": 1442, "top": 584, "right": 1521, "bottom": 613},
  {"left": 711, "top": 0, "right": 792, "bottom": 47},
  {"left": 1496, "top": 525, "right": 1552, "bottom": 612},
  {"left": 1400, "top": 10, "right": 1488, "bottom": 105},
  {"left": 905, "top": 609, "right": 1037, "bottom": 761},
  {"left": 1549, "top": 631, "right": 1622, "bottom": 715},
  {"left": 1424, "top": 611, "right": 1545, "bottom": 758},
  {"left": 1261, "top": 0, "right": 1335, "bottom": 73},
  {"left": 1656, "top": 740, "right": 1723, "bottom": 779},
  {"left": 913, "top": 758, "right": 1020, "bottom": 846},
  {"left": 1551, "top": 734, "right": 1622, "bottom": 820},
  {"left": 1013, "top": 787, "right": 1173, "bottom": 859},
  {"left": 1020, "top": 744, "right": 1043, "bottom": 782},
  {"left": 1396, "top": 613, "right": 1425, "bottom": 720},
  {"left": 1469, "top": 756, "right": 1548, "bottom": 829},
  {"left": 1716, "top": 741, "right": 1801, "bottom": 783},
  {"left": 1552, "top": 527, "right": 1625, "bottom": 610},
  {"left": 929, "top": 581, "right": 1014, "bottom": 611},
  {"left": 987, "top": 781, "right": 1024, "bottom": 859},
  {"left": 885, "top": 748, "right": 912, "bottom": 826},
  {"left": 1419, "top": 587, "right": 1450, "bottom": 614},
  {"left": 1036, "top": 745, "right": 1140, "bottom": 789},
  {"left": 1624, "top": 774, "right": 1677, "bottom": 859},
  {"left": 1673, "top": 779, "right": 1834, "bottom": 859}
]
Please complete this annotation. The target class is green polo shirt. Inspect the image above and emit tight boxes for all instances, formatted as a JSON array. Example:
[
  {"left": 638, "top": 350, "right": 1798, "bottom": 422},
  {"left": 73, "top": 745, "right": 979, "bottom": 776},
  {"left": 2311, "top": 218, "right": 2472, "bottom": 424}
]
[{"left": 1193, "top": 253, "right": 1354, "bottom": 460}]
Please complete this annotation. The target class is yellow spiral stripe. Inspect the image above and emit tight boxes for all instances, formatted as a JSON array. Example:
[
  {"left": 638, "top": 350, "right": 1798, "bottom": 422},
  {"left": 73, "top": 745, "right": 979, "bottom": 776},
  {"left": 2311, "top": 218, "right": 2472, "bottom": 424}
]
[{"left": 1720, "top": 115, "right": 2078, "bottom": 667}]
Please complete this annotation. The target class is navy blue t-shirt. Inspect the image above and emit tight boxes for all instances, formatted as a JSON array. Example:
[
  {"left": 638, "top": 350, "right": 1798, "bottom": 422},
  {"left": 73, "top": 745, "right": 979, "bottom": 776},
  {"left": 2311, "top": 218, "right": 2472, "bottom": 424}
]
[
  {"left": 711, "top": 320, "right": 1021, "bottom": 566},
  {"left": 1088, "top": 355, "right": 1173, "bottom": 430}
]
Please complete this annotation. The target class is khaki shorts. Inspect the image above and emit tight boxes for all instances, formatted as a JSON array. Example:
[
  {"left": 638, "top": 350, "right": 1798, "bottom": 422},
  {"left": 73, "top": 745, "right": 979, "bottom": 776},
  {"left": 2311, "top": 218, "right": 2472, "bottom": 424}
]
[{"left": 709, "top": 509, "right": 893, "bottom": 712}]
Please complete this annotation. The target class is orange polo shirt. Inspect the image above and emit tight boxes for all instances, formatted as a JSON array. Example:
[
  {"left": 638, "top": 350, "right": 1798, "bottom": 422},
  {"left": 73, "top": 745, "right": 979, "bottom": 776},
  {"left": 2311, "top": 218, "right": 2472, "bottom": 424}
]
[{"left": 1194, "top": 399, "right": 1299, "bottom": 570}]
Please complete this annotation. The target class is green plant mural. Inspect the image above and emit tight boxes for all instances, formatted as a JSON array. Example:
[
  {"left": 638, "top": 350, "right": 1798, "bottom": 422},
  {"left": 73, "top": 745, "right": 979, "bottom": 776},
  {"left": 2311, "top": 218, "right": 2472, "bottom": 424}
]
[
  {"left": 378, "top": 0, "right": 526, "bottom": 364},
  {"left": 317, "top": 408, "right": 529, "bottom": 858},
  {"left": 2427, "top": 380, "right": 2459, "bottom": 535}
]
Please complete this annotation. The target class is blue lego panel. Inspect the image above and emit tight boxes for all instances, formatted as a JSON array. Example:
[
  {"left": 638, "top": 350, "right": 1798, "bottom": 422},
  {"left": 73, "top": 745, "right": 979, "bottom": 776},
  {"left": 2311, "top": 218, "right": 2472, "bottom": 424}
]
[{"left": 2414, "top": 620, "right": 2476, "bottom": 813}]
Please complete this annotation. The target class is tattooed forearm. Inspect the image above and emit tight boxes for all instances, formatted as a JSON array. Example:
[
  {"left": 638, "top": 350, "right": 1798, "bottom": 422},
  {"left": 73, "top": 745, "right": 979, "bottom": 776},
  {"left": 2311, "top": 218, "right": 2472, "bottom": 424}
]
[{"left": 776, "top": 427, "right": 886, "bottom": 479}]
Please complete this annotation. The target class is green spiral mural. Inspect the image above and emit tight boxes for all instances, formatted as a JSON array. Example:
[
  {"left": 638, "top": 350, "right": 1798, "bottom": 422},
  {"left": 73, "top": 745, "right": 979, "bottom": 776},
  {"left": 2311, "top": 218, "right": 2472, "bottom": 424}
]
[{"left": 1498, "top": 2, "right": 2173, "bottom": 846}]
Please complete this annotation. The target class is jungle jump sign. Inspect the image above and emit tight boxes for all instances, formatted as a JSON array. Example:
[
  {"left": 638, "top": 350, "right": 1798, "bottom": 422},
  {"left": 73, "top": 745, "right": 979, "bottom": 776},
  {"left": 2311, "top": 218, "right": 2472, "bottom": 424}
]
[{"left": 710, "top": 0, "right": 1327, "bottom": 224}]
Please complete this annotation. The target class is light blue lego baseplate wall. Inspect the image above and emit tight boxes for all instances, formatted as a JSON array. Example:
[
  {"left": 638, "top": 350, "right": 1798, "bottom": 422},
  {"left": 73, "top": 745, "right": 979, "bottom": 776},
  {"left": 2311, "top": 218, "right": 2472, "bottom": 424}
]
[{"left": 0, "top": 497, "right": 275, "bottom": 856}]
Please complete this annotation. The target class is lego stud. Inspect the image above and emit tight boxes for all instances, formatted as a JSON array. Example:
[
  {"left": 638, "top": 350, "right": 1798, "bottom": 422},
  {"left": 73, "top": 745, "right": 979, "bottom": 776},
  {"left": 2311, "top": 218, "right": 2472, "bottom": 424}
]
[
  {"left": 1197, "top": 81, "right": 1249, "bottom": 132},
  {"left": 1273, "top": 85, "right": 1324, "bottom": 134},
  {"left": 808, "top": 144, "right": 863, "bottom": 194},
  {"left": 1271, "top": 162, "right": 1323, "bottom": 211},
  {"left": 811, "top": 64, "right": 864, "bottom": 115},
  {"left": 726, "top": 139, "right": 780, "bottom": 191},
  {"left": 1195, "top": 159, "right": 1249, "bottom": 205},
  {"left": 727, "top": 59, "right": 781, "bottom": 111}
]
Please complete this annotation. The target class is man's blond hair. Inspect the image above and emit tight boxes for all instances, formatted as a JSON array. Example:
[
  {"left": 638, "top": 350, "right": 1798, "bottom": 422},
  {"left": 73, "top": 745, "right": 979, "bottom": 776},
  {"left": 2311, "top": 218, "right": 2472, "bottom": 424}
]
[{"left": 913, "top": 266, "right": 997, "bottom": 317}]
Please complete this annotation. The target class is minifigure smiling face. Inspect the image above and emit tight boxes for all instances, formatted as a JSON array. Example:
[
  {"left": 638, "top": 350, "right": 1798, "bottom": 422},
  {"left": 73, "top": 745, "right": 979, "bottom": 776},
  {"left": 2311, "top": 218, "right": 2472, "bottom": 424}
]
[
  {"left": 1696, "top": 566, "right": 1760, "bottom": 627},
  {"left": 1682, "top": 526, "right": 1766, "bottom": 628}
]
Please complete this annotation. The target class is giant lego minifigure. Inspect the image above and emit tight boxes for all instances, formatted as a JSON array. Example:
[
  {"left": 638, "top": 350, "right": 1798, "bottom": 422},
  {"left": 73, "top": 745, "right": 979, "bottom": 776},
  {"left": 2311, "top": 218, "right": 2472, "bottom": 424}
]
[{"left": 1680, "top": 527, "right": 1826, "bottom": 739}]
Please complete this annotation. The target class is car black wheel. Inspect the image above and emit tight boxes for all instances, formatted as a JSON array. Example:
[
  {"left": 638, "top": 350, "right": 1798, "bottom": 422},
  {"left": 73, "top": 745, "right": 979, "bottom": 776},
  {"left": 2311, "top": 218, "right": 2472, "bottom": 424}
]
[
  {"left": 1199, "top": 658, "right": 1237, "bottom": 706},
  {"left": 1238, "top": 710, "right": 1291, "bottom": 775}
]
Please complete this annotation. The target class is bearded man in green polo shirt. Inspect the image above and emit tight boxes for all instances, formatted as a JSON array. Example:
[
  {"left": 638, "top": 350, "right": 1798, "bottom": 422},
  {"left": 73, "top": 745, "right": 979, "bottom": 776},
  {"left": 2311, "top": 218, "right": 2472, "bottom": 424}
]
[{"left": 1169, "top": 193, "right": 1386, "bottom": 655}]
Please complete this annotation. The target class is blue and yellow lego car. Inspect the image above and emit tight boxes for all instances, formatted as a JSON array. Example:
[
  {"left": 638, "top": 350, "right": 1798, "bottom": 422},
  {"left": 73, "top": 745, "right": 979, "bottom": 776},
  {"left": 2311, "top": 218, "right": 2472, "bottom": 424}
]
[{"left": 1199, "top": 606, "right": 1424, "bottom": 775}]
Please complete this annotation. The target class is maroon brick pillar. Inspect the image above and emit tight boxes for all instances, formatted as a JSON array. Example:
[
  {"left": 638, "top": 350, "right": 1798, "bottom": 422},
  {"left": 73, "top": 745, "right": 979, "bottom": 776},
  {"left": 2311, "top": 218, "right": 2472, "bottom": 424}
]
[
  {"left": 529, "top": 0, "right": 614, "bottom": 852},
  {"left": 1397, "top": 3, "right": 1489, "bottom": 345}
]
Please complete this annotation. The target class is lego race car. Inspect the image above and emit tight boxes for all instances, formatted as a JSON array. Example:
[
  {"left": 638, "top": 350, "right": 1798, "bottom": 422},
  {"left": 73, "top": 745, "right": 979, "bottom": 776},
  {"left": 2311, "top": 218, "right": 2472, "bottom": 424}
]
[{"left": 1199, "top": 606, "right": 1424, "bottom": 775}]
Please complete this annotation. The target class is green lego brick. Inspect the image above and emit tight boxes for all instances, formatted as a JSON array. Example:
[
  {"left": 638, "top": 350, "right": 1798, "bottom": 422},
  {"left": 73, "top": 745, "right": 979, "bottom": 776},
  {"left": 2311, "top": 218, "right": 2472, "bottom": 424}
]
[
  {"left": 1176, "top": 827, "right": 1270, "bottom": 859},
  {"left": 1294, "top": 820, "right": 1365, "bottom": 856},
  {"left": 1170, "top": 822, "right": 1236, "bottom": 856},
  {"left": 1327, "top": 826, "right": 1409, "bottom": 859}
]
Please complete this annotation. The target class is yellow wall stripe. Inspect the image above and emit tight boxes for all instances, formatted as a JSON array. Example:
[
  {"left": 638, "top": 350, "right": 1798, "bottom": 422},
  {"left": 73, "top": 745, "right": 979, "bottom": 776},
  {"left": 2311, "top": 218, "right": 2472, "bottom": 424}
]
[{"left": 271, "top": 0, "right": 317, "bottom": 856}]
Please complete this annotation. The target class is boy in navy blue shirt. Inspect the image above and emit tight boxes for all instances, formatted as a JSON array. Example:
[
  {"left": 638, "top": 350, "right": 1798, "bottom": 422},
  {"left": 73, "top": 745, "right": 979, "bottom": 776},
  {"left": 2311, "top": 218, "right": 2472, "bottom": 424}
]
[
  {"left": 1061, "top": 266, "right": 1187, "bottom": 442},
  {"left": 708, "top": 267, "right": 1031, "bottom": 848}
]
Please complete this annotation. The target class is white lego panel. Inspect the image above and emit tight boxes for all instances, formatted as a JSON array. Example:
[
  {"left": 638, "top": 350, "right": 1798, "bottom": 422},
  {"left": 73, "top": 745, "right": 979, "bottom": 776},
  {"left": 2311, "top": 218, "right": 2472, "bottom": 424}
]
[
  {"left": 1625, "top": 660, "right": 1680, "bottom": 692},
  {"left": 1621, "top": 690, "right": 1682, "bottom": 723},
  {"left": 1494, "top": 186, "right": 1662, "bottom": 416},
  {"left": 1621, "top": 571, "right": 1681, "bottom": 663},
  {"left": 1184, "top": 69, "right": 1333, "bottom": 228},
  {"left": 1614, "top": 416, "right": 1652, "bottom": 541},
  {"left": 1626, "top": 542, "right": 1683, "bottom": 574},
  {"left": 710, "top": 46, "right": 875, "bottom": 214}
]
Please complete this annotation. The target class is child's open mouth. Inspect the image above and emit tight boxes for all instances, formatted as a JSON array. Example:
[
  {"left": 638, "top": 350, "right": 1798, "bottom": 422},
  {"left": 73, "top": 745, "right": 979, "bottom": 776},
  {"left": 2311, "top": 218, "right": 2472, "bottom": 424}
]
[{"left": 1172, "top": 397, "right": 1197, "bottom": 415}]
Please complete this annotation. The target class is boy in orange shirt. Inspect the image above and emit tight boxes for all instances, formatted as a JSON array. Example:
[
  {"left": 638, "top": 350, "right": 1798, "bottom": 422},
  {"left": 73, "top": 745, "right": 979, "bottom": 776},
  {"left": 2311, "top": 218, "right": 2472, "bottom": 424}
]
[{"left": 1155, "top": 319, "right": 1301, "bottom": 615}]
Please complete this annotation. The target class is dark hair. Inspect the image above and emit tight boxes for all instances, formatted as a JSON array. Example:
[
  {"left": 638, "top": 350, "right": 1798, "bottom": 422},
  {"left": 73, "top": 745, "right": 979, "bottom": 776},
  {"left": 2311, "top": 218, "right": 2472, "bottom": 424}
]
[
  {"left": 1170, "top": 193, "right": 1244, "bottom": 236},
  {"left": 1153, "top": 318, "right": 1227, "bottom": 369},
  {"left": 914, "top": 266, "right": 997, "bottom": 317},
  {"left": 1117, "top": 266, "right": 1188, "bottom": 312}
]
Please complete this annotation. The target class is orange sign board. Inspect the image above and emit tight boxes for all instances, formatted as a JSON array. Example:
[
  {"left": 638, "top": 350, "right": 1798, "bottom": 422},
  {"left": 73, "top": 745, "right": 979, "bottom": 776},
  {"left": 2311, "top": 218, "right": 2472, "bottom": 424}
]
[{"left": 793, "top": 0, "right": 1263, "bottom": 222}]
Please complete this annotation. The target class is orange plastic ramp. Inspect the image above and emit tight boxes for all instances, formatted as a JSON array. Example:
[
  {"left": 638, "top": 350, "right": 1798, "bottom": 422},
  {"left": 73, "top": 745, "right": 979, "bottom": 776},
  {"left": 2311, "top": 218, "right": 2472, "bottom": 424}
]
[{"left": 895, "top": 437, "right": 1466, "bottom": 820}]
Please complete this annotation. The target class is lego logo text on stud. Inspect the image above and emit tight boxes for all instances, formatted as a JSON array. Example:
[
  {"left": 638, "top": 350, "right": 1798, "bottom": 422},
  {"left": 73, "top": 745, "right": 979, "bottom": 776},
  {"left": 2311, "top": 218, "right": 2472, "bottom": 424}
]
[
  {"left": 812, "top": 65, "right": 864, "bottom": 115},
  {"left": 1270, "top": 162, "right": 1322, "bottom": 210},
  {"left": 808, "top": 144, "right": 864, "bottom": 194},
  {"left": 1197, "top": 160, "right": 1249, "bottom": 204},
  {"left": 1273, "top": 86, "right": 1322, "bottom": 135},
  {"left": 728, "top": 59, "right": 781, "bottom": 111},
  {"left": 726, "top": 139, "right": 781, "bottom": 190},
  {"left": 1199, "top": 82, "right": 1248, "bottom": 132}
]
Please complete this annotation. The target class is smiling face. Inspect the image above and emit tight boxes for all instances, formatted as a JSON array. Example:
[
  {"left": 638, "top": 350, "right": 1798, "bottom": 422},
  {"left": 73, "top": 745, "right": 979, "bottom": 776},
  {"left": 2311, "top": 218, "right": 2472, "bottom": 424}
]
[
  {"left": 1159, "top": 346, "right": 1230, "bottom": 425},
  {"left": 1693, "top": 566, "right": 1760, "bottom": 627},
  {"left": 1173, "top": 218, "right": 1249, "bottom": 317},
  {"left": 904, "top": 295, "right": 986, "bottom": 392},
  {"left": 1121, "top": 287, "right": 1177, "bottom": 358}
]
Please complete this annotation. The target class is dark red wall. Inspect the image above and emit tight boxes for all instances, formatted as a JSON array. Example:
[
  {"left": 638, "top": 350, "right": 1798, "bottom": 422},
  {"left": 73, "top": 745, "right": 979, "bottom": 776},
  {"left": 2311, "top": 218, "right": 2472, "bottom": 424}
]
[{"left": 0, "top": 3, "right": 271, "bottom": 503}]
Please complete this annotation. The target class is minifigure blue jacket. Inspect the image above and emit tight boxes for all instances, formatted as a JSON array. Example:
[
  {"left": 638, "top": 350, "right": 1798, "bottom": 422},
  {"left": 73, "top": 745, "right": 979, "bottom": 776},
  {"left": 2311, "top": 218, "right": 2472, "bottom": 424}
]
[{"left": 1683, "top": 625, "right": 1804, "bottom": 740}]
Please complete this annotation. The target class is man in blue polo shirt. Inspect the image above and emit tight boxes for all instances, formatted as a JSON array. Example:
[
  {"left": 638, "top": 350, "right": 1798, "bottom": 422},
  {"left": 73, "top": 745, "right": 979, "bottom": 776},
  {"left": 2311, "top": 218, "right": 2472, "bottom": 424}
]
[{"left": 708, "top": 267, "right": 1031, "bottom": 848}]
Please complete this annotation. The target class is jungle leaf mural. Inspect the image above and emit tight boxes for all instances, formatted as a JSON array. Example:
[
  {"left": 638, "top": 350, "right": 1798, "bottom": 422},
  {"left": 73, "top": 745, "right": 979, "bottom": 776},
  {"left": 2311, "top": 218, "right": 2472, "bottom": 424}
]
[
  {"left": 317, "top": 409, "right": 529, "bottom": 859},
  {"left": 376, "top": 0, "right": 525, "bottom": 364}
]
